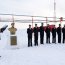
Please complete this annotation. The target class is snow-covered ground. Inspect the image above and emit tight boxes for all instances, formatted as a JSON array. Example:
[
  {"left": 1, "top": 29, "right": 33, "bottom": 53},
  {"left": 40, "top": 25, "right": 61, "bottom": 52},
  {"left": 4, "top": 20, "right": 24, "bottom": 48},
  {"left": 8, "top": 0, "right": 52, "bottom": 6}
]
[{"left": 0, "top": 29, "right": 65, "bottom": 65}]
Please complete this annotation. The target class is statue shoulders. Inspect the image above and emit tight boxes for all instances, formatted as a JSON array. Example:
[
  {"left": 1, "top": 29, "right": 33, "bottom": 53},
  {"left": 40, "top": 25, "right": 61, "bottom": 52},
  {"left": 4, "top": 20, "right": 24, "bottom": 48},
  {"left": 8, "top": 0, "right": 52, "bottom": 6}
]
[{"left": 8, "top": 27, "right": 17, "bottom": 31}]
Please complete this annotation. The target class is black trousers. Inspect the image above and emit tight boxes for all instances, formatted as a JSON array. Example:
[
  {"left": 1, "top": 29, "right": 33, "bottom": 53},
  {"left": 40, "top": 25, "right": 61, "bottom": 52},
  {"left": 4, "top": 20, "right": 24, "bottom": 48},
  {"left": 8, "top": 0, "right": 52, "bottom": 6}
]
[
  {"left": 28, "top": 37, "right": 32, "bottom": 47},
  {"left": 52, "top": 36, "right": 56, "bottom": 43},
  {"left": 63, "top": 36, "right": 65, "bottom": 43},
  {"left": 40, "top": 35, "right": 44, "bottom": 44},
  {"left": 34, "top": 36, "right": 38, "bottom": 46},
  {"left": 58, "top": 35, "right": 61, "bottom": 43},
  {"left": 46, "top": 36, "right": 50, "bottom": 43}
]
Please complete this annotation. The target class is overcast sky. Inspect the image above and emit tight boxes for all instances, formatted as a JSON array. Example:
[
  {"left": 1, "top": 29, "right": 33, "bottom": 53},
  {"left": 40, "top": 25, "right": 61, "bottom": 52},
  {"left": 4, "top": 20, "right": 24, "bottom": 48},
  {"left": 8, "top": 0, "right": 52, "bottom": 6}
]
[
  {"left": 0, "top": 0, "right": 65, "bottom": 17},
  {"left": 0, "top": 0, "right": 65, "bottom": 28}
]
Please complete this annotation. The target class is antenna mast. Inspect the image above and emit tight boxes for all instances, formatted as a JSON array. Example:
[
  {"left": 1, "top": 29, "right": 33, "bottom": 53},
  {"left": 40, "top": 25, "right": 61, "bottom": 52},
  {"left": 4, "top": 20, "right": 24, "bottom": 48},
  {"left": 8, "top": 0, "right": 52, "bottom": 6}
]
[{"left": 54, "top": 0, "right": 56, "bottom": 22}]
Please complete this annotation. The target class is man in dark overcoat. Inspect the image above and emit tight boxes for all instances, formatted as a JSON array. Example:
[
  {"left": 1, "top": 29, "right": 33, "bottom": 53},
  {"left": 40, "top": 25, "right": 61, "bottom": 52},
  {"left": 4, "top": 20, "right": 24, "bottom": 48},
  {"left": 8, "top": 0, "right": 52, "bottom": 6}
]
[
  {"left": 39, "top": 23, "right": 44, "bottom": 44},
  {"left": 57, "top": 24, "right": 62, "bottom": 43},
  {"left": 27, "top": 25, "right": 33, "bottom": 47},
  {"left": 33, "top": 24, "right": 39, "bottom": 46},
  {"left": 62, "top": 25, "right": 65, "bottom": 43},
  {"left": 52, "top": 25, "right": 56, "bottom": 43},
  {"left": 45, "top": 24, "right": 51, "bottom": 43}
]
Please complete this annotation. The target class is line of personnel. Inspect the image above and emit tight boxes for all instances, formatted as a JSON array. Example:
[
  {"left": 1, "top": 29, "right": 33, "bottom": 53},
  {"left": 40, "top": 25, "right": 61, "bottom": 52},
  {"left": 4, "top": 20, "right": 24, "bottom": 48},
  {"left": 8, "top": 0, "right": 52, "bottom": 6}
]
[{"left": 27, "top": 23, "right": 65, "bottom": 47}]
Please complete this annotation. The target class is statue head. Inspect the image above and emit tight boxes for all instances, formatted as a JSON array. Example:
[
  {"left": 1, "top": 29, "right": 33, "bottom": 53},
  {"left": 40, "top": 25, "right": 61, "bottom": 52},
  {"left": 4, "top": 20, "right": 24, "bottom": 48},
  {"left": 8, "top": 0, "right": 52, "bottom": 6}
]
[
  {"left": 41, "top": 23, "right": 43, "bottom": 26},
  {"left": 11, "top": 23, "right": 15, "bottom": 28},
  {"left": 8, "top": 23, "right": 17, "bottom": 35}
]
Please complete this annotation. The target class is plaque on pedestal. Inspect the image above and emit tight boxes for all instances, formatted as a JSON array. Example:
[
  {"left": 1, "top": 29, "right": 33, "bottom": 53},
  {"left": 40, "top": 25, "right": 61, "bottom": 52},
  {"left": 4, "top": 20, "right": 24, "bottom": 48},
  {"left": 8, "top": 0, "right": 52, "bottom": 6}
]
[{"left": 10, "top": 36, "right": 17, "bottom": 45}]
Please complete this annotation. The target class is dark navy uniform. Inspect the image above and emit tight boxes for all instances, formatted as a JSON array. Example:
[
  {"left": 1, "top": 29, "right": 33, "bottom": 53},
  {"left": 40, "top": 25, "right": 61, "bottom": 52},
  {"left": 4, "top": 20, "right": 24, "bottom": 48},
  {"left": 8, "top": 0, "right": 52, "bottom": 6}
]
[
  {"left": 62, "top": 26, "right": 65, "bottom": 43},
  {"left": 45, "top": 26, "right": 50, "bottom": 43},
  {"left": 27, "top": 28, "right": 33, "bottom": 47},
  {"left": 33, "top": 27, "right": 39, "bottom": 46},
  {"left": 39, "top": 26, "right": 44, "bottom": 44},
  {"left": 57, "top": 24, "right": 62, "bottom": 43},
  {"left": 52, "top": 27, "right": 56, "bottom": 43}
]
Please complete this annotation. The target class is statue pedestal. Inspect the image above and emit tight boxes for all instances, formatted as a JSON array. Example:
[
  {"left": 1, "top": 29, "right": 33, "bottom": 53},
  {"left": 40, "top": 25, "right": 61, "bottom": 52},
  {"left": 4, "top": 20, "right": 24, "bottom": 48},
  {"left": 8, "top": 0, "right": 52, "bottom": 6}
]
[{"left": 10, "top": 35, "right": 17, "bottom": 45}]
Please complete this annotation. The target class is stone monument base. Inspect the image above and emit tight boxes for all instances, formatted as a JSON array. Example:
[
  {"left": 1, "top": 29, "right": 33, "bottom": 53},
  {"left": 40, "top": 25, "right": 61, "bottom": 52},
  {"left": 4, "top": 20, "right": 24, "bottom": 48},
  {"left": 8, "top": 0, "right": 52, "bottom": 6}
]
[{"left": 10, "top": 35, "right": 17, "bottom": 45}]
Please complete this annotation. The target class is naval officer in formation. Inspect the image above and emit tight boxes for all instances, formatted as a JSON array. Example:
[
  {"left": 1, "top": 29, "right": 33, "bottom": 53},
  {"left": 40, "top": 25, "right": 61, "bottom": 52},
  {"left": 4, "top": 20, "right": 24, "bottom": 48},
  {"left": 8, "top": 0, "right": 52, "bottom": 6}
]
[{"left": 27, "top": 23, "right": 65, "bottom": 47}]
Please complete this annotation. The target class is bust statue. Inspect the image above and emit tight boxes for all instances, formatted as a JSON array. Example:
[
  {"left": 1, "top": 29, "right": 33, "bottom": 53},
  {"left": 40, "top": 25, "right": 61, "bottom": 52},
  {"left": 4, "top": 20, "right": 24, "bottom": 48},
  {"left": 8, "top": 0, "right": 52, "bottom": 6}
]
[
  {"left": 8, "top": 23, "right": 17, "bottom": 35},
  {"left": 8, "top": 23, "right": 17, "bottom": 45}
]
